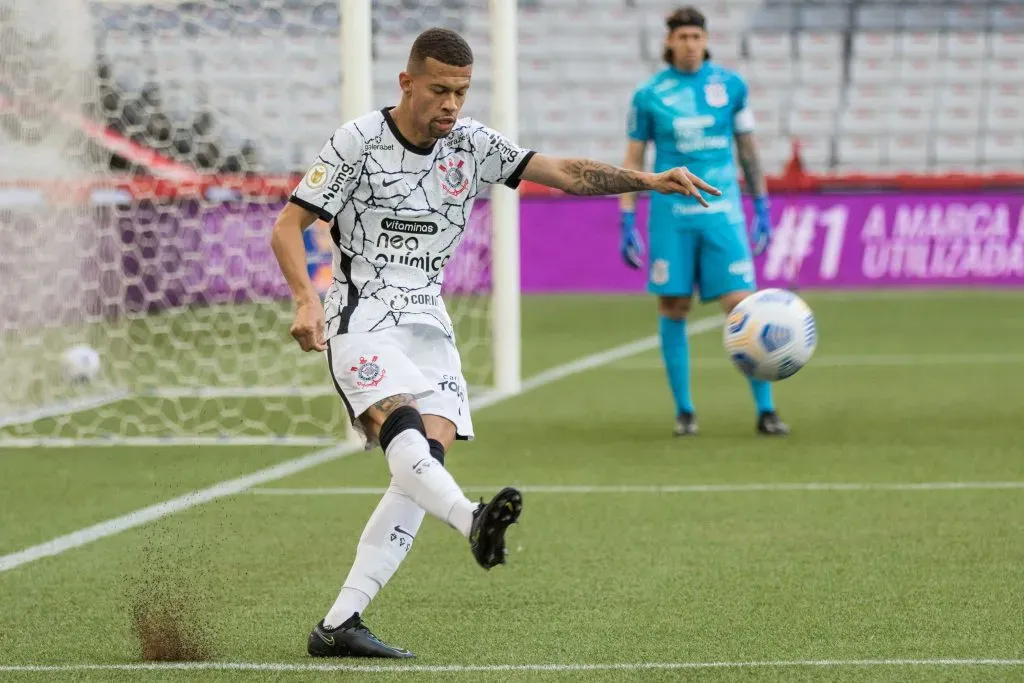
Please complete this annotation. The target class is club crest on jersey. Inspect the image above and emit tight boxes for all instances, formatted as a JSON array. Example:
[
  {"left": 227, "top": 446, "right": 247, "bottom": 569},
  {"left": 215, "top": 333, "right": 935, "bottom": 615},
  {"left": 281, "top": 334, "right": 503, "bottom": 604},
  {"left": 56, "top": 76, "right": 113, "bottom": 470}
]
[
  {"left": 303, "top": 163, "right": 329, "bottom": 189},
  {"left": 704, "top": 83, "right": 728, "bottom": 108},
  {"left": 438, "top": 159, "right": 469, "bottom": 197},
  {"left": 350, "top": 355, "right": 386, "bottom": 388}
]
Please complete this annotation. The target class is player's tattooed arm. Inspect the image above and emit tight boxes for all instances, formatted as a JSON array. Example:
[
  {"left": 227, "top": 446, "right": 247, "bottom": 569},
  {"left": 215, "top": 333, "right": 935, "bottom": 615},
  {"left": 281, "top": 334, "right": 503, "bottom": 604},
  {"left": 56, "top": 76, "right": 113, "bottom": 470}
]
[
  {"left": 559, "top": 159, "right": 650, "bottom": 196},
  {"left": 735, "top": 133, "right": 767, "bottom": 197},
  {"left": 521, "top": 154, "right": 719, "bottom": 205}
]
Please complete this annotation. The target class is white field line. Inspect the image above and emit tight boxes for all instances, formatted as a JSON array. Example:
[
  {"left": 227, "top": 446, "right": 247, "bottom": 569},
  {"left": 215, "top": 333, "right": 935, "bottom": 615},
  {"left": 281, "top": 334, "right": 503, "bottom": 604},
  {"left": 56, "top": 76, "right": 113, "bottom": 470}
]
[
  {"left": 0, "top": 319, "right": 720, "bottom": 574},
  {"left": 0, "top": 659, "right": 1022, "bottom": 674},
  {"left": 609, "top": 352, "right": 1024, "bottom": 371},
  {"left": 251, "top": 481, "right": 1024, "bottom": 496},
  {"left": 0, "top": 389, "right": 132, "bottom": 429},
  {"left": 0, "top": 436, "right": 341, "bottom": 449}
]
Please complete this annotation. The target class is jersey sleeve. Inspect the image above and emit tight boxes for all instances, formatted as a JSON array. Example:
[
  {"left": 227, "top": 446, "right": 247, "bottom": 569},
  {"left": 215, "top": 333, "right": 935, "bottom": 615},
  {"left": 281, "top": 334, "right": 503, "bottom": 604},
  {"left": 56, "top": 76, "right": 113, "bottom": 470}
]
[
  {"left": 627, "top": 88, "right": 654, "bottom": 142},
  {"left": 732, "top": 75, "right": 756, "bottom": 135},
  {"left": 472, "top": 123, "right": 535, "bottom": 189},
  {"left": 289, "top": 126, "right": 364, "bottom": 222}
]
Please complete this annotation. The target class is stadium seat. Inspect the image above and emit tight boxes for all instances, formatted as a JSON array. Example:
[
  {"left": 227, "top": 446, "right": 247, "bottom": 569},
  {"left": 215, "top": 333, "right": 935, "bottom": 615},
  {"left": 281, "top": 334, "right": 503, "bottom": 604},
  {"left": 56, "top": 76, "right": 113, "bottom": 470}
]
[
  {"left": 934, "top": 103, "right": 981, "bottom": 134},
  {"left": 989, "top": 4, "right": 1024, "bottom": 32},
  {"left": 786, "top": 108, "right": 836, "bottom": 138},
  {"left": 900, "top": 5, "right": 945, "bottom": 31},
  {"left": 943, "top": 5, "right": 989, "bottom": 32},
  {"left": 749, "top": 3, "right": 798, "bottom": 32},
  {"left": 750, "top": 104, "right": 782, "bottom": 135},
  {"left": 852, "top": 32, "right": 898, "bottom": 59},
  {"left": 795, "top": 135, "right": 832, "bottom": 171},
  {"left": 797, "top": 32, "right": 843, "bottom": 60},
  {"left": 893, "top": 84, "right": 936, "bottom": 109},
  {"left": 850, "top": 57, "right": 895, "bottom": 85},
  {"left": 942, "top": 58, "right": 986, "bottom": 84},
  {"left": 747, "top": 56, "right": 797, "bottom": 86},
  {"left": 937, "top": 83, "right": 983, "bottom": 108},
  {"left": 897, "top": 58, "right": 941, "bottom": 85},
  {"left": 942, "top": 31, "right": 989, "bottom": 60},
  {"left": 932, "top": 133, "right": 981, "bottom": 165},
  {"left": 798, "top": 5, "right": 850, "bottom": 32},
  {"left": 839, "top": 106, "right": 887, "bottom": 135},
  {"left": 986, "top": 58, "right": 1024, "bottom": 85},
  {"left": 794, "top": 84, "right": 843, "bottom": 111},
  {"left": 845, "top": 83, "right": 892, "bottom": 109},
  {"left": 708, "top": 30, "right": 744, "bottom": 60},
  {"left": 981, "top": 133, "right": 1024, "bottom": 163},
  {"left": 836, "top": 134, "right": 887, "bottom": 168},
  {"left": 983, "top": 104, "right": 1024, "bottom": 134},
  {"left": 991, "top": 32, "right": 1024, "bottom": 59},
  {"left": 746, "top": 33, "right": 794, "bottom": 59},
  {"left": 887, "top": 134, "right": 930, "bottom": 170},
  {"left": 887, "top": 105, "right": 932, "bottom": 134},
  {"left": 854, "top": 3, "right": 899, "bottom": 31},
  {"left": 798, "top": 58, "right": 843, "bottom": 85},
  {"left": 987, "top": 83, "right": 1024, "bottom": 109},
  {"left": 899, "top": 32, "right": 941, "bottom": 60}
]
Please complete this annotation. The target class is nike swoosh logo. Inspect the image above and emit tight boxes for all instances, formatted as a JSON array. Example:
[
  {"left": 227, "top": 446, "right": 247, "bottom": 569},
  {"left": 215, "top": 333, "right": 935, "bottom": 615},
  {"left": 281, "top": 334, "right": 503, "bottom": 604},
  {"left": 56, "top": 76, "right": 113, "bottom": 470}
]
[
  {"left": 316, "top": 630, "right": 335, "bottom": 646},
  {"left": 393, "top": 525, "right": 414, "bottom": 539},
  {"left": 382, "top": 178, "right": 402, "bottom": 187}
]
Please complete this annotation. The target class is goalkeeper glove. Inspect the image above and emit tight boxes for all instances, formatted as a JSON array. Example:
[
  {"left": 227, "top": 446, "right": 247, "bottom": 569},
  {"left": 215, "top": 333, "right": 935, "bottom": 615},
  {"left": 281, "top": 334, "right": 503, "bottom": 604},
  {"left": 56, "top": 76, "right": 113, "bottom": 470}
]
[
  {"left": 619, "top": 209, "right": 644, "bottom": 270},
  {"left": 751, "top": 195, "right": 772, "bottom": 257}
]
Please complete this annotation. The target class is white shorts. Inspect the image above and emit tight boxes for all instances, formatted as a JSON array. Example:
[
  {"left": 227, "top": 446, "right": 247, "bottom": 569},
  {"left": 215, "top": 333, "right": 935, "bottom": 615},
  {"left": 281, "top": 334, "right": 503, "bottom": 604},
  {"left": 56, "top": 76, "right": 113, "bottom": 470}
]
[{"left": 326, "top": 324, "right": 474, "bottom": 446}]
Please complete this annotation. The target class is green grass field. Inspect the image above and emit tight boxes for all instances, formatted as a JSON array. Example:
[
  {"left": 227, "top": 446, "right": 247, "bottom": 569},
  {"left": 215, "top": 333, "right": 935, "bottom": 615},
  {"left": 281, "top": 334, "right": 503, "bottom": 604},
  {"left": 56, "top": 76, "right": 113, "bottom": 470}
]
[{"left": 2, "top": 291, "right": 1023, "bottom": 681}]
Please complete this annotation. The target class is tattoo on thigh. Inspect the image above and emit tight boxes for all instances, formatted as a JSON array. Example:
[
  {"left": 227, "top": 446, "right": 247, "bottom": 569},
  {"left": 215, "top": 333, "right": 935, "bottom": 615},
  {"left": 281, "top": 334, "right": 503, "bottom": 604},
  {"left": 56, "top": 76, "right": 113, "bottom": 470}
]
[{"left": 372, "top": 393, "right": 415, "bottom": 414}]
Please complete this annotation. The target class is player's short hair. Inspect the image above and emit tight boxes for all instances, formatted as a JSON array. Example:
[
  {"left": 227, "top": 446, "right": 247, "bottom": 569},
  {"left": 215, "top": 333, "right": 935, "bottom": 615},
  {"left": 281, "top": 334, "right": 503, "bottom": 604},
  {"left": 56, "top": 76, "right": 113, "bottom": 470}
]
[
  {"left": 408, "top": 27, "right": 474, "bottom": 71},
  {"left": 663, "top": 6, "right": 712, "bottom": 64}
]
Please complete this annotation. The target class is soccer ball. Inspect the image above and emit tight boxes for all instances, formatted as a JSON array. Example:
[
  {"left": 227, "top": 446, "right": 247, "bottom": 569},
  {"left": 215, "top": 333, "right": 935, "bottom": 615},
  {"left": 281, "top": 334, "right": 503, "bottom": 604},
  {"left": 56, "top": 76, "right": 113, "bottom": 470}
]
[
  {"left": 723, "top": 289, "right": 816, "bottom": 381},
  {"left": 62, "top": 345, "right": 101, "bottom": 384}
]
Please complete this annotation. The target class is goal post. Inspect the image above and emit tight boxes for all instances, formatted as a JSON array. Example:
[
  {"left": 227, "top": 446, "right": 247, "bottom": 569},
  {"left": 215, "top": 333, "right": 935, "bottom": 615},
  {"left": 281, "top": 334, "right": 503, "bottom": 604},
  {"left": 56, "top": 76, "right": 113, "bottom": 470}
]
[
  {"left": 0, "top": 0, "right": 522, "bottom": 447},
  {"left": 488, "top": 0, "right": 522, "bottom": 397}
]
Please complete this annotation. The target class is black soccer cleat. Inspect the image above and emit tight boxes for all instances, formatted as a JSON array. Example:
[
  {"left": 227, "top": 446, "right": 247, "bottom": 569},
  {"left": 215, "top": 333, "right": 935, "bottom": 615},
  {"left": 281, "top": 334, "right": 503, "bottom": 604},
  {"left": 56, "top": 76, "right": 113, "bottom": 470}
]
[
  {"left": 307, "top": 614, "right": 414, "bottom": 659},
  {"left": 469, "top": 486, "right": 523, "bottom": 570},
  {"left": 757, "top": 411, "right": 790, "bottom": 436},
  {"left": 673, "top": 411, "right": 699, "bottom": 437}
]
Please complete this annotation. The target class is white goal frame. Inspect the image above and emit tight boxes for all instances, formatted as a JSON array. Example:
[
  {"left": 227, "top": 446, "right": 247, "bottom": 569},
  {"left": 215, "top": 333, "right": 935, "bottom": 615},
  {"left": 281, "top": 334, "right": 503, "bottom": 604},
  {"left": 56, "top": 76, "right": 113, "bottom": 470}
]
[{"left": 0, "top": 0, "right": 522, "bottom": 447}]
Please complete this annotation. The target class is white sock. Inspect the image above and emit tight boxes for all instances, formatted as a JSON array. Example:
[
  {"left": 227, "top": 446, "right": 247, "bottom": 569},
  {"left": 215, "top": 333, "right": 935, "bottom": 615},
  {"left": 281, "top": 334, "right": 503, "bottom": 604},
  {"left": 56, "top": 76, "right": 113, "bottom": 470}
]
[
  {"left": 385, "top": 429, "right": 477, "bottom": 537},
  {"left": 323, "top": 481, "right": 425, "bottom": 629}
]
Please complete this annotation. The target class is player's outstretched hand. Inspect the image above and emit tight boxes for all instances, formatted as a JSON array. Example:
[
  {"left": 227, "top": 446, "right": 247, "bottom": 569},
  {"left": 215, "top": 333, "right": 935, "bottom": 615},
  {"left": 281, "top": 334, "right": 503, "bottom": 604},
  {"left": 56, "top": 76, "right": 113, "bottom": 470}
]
[
  {"left": 650, "top": 167, "right": 721, "bottom": 207},
  {"left": 291, "top": 300, "right": 327, "bottom": 352}
]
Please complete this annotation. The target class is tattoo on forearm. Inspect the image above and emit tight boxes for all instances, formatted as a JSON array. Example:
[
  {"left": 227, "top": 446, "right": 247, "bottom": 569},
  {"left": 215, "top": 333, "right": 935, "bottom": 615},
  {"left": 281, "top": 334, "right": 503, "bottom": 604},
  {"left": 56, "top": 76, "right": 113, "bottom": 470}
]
[
  {"left": 372, "top": 393, "right": 416, "bottom": 415},
  {"left": 736, "top": 134, "right": 766, "bottom": 196},
  {"left": 561, "top": 160, "right": 649, "bottom": 196}
]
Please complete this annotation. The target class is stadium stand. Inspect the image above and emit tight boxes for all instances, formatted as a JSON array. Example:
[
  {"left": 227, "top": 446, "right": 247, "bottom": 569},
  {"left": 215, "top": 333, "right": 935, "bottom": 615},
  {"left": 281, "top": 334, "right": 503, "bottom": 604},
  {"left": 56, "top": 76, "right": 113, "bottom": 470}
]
[{"left": 53, "top": 0, "right": 1024, "bottom": 176}]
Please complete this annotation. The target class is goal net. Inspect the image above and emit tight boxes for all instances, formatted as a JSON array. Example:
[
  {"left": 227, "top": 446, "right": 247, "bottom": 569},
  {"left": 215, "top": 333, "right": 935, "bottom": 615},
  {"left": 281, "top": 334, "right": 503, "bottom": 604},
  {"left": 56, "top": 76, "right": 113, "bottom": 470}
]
[{"left": 0, "top": 0, "right": 510, "bottom": 447}]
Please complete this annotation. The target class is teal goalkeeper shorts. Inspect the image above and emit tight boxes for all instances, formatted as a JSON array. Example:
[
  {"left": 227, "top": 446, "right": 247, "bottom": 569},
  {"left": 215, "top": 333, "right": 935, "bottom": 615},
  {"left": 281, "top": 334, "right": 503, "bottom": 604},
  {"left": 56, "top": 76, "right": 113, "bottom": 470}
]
[{"left": 646, "top": 210, "right": 756, "bottom": 302}]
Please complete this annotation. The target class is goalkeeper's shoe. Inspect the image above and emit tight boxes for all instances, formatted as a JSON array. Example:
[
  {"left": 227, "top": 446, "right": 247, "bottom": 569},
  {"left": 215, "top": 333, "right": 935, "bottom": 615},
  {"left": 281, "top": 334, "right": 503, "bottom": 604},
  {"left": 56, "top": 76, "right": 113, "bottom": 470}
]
[
  {"left": 673, "top": 411, "right": 699, "bottom": 437},
  {"left": 757, "top": 411, "right": 790, "bottom": 436},
  {"left": 469, "top": 486, "right": 523, "bottom": 570},
  {"left": 307, "top": 614, "right": 414, "bottom": 659}
]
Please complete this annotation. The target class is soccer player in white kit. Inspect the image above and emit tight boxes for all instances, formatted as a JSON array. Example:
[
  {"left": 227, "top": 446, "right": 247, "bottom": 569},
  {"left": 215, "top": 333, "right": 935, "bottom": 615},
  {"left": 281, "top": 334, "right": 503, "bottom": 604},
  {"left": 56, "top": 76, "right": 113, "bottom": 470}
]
[{"left": 270, "top": 27, "right": 719, "bottom": 658}]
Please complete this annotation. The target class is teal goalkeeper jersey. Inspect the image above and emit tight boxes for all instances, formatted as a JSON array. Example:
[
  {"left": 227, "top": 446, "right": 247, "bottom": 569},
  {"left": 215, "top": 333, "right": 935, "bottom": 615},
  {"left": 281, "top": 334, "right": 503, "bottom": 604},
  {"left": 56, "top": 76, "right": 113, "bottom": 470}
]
[{"left": 628, "top": 62, "right": 754, "bottom": 227}]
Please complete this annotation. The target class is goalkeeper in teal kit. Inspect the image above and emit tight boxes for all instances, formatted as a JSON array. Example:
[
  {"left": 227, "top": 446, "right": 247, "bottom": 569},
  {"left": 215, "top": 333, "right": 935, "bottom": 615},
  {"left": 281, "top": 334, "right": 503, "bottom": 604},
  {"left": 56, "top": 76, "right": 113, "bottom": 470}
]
[{"left": 620, "top": 6, "right": 788, "bottom": 436}]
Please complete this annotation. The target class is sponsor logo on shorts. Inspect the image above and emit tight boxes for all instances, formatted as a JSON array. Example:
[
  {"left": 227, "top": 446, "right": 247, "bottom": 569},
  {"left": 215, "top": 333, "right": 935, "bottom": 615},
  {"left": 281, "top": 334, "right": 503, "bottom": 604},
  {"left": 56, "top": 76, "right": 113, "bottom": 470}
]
[
  {"left": 437, "top": 374, "right": 466, "bottom": 405},
  {"left": 729, "top": 259, "right": 755, "bottom": 283},
  {"left": 650, "top": 259, "right": 670, "bottom": 286},
  {"left": 350, "top": 355, "right": 386, "bottom": 388}
]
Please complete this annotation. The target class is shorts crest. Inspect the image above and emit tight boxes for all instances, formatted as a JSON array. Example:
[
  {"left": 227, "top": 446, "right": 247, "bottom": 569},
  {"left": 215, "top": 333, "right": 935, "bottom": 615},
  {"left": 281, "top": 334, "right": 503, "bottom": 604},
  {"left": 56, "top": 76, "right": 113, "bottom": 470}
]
[{"left": 350, "top": 355, "right": 387, "bottom": 388}]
